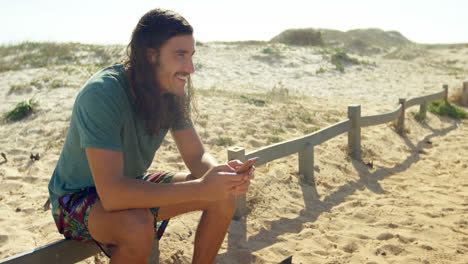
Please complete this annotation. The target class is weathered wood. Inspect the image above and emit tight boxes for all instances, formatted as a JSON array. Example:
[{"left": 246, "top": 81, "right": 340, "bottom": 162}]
[
  {"left": 245, "top": 120, "right": 351, "bottom": 165},
  {"left": 0, "top": 238, "right": 160, "bottom": 264},
  {"left": 443, "top": 84, "right": 449, "bottom": 103},
  {"left": 0, "top": 239, "right": 99, "bottom": 264},
  {"left": 397, "top": 98, "right": 406, "bottom": 135},
  {"left": 298, "top": 143, "right": 314, "bottom": 184},
  {"left": 361, "top": 104, "right": 402, "bottom": 127},
  {"left": 405, "top": 89, "right": 445, "bottom": 108},
  {"left": 227, "top": 147, "right": 247, "bottom": 220},
  {"left": 347, "top": 105, "right": 361, "bottom": 160},
  {"left": 419, "top": 102, "right": 427, "bottom": 121},
  {"left": 462, "top": 81, "right": 468, "bottom": 106}
]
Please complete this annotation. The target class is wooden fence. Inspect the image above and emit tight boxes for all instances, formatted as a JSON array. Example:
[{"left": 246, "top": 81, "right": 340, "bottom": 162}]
[
  {"left": 0, "top": 239, "right": 160, "bottom": 264},
  {"left": 229, "top": 84, "right": 465, "bottom": 219}
]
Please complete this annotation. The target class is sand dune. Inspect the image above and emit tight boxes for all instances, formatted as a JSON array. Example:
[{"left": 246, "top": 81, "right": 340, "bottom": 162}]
[{"left": 0, "top": 41, "right": 467, "bottom": 263}]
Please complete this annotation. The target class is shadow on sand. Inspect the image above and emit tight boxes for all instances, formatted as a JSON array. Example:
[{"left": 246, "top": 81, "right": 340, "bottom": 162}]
[{"left": 220, "top": 119, "right": 459, "bottom": 262}]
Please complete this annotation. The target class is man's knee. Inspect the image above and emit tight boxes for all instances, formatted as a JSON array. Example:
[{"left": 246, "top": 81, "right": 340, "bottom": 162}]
[
  {"left": 114, "top": 209, "right": 155, "bottom": 255},
  {"left": 209, "top": 195, "right": 236, "bottom": 218}
]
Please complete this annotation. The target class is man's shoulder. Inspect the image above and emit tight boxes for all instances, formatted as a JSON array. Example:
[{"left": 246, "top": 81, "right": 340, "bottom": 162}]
[
  {"left": 77, "top": 64, "right": 129, "bottom": 105},
  {"left": 82, "top": 64, "right": 126, "bottom": 91}
]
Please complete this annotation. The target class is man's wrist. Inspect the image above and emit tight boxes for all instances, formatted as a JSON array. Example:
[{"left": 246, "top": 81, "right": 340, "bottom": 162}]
[{"left": 192, "top": 178, "right": 205, "bottom": 200}]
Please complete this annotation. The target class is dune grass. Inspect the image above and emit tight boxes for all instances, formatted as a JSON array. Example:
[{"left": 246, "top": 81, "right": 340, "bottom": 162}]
[
  {"left": 5, "top": 99, "right": 37, "bottom": 122},
  {"left": 410, "top": 111, "right": 426, "bottom": 123},
  {"left": 216, "top": 136, "right": 233, "bottom": 146},
  {"left": 0, "top": 42, "right": 123, "bottom": 72},
  {"left": 270, "top": 28, "right": 324, "bottom": 46},
  {"left": 428, "top": 100, "right": 467, "bottom": 119},
  {"left": 331, "top": 50, "right": 366, "bottom": 72}
]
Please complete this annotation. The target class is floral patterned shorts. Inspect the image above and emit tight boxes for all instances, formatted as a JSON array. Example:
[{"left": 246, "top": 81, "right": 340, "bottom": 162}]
[{"left": 54, "top": 172, "right": 174, "bottom": 257}]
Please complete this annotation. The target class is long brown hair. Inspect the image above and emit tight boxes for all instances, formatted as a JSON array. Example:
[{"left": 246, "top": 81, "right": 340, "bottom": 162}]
[{"left": 124, "top": 8, "right": 194, "bottom": 135}]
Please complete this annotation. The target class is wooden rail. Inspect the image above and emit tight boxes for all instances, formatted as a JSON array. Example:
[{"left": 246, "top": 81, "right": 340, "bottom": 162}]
[
  {"left": 361, "top": 105, "right": 402, "bottom": 127},
  {"left": 0, "top": 239, "right": 101, "bottom": 264},
  {"left": 229, "top": 85, "right": 451, "bottom": 218},
  {"left": 0, "top": 229, "right": 160, "bottom": 263},
  {"left": 244, "top": 120, "right": 352, "bottom": 167}
]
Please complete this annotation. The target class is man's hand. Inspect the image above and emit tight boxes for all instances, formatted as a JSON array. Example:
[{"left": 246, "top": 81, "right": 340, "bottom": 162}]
[
  {"left": 227, "top": 160, "right": 255, "bottom": 181},
  {"left": 200, "top": 162, "right": 255, "bottom": 201}
]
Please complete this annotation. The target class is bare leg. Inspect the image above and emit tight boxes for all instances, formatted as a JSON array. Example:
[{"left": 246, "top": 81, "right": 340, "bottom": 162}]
[
  {"left": 193, "top": 196, "right": 235, "bottom": 263},
  {"left": 88, "top": 202, "right": 155, "bottom": 264},
  {"left": 157, "top": 195, "right": 236, "bottom": 264},
  {"left": 158, "top": 173, "right": 236, "bottom": 264},
  {"left": 88, "top": 173, "right": 235, "bottom": 264}
]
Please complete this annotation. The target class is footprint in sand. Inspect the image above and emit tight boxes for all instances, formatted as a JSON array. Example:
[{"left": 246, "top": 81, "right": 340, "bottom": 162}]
[
  {"left": 375, "top": 244, "right": 405, "bottom": 256},
  {"left": 376, "top": 232, "right": 394, "bottom": 240},
  {"left": 0, "top": 235, "right": 8, "bottom": 246},
  {"left": 396, "top": 234, "right": 416, "bottom": 244},
  {"left": 342, "top": 241, "right": 359, "bottom": 253},
  {"left": 420, "top": 244, "right": 434, "bottom": 251}
]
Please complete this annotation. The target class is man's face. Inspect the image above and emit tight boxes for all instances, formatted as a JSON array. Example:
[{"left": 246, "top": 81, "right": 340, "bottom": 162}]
[{"left": 151, "top": 34, "right": 195, "bottom": 97}]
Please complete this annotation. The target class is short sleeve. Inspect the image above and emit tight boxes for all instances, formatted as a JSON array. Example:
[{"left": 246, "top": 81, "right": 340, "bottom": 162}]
[{"left": 74, "top": 87, "right": 122, "bottom": 151}]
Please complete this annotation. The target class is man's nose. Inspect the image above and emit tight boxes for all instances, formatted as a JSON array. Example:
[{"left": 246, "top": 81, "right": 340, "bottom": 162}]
[{"left": 185, "top": 58, "right": 195, "bottom": 74}]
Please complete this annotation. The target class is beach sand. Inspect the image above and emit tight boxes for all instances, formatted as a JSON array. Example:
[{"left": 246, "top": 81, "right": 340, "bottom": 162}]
[{"left": 0, "top": 42, "right": 467, "bottom": 263}]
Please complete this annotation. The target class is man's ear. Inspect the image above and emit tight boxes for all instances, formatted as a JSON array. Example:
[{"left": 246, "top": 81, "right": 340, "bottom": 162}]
[{"left": 146, "top": 48, "right": 158, "bottom": 64}]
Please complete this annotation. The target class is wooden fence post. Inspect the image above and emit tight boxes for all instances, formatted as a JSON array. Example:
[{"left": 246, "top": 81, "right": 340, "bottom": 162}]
[
  {"left": 443, "top": 84, "right": 448, "bottom": 103},
  {"left": 419, "top": 102, "right": 427, "bottom": 121},
  {"left": 397, "top": 98, "right": 406, "bottom": 135},
  {"left": 347, "top": 105, "right": 361, "bottom": 160},
  {"left": 228, "top": 147, "right": 247, "bottom": 220},
  {"left": 462, "top": 81, "right": 468, "bottom": 106},
  {"left": 299, "top": 143, "right": 314, "bottom": 184}
]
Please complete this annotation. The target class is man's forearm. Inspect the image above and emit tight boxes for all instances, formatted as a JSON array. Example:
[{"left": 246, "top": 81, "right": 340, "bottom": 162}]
[
  {"left": 190, "top": 152, "right": 218, "bottom": 178},
  {"left": 98, "top": 176, "right": 204, "bottom": 211}
]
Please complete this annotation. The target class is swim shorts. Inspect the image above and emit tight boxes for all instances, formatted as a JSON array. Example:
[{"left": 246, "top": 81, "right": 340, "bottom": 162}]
[{"left": 53, "top": 172, "right": 174, "bottom": 257}]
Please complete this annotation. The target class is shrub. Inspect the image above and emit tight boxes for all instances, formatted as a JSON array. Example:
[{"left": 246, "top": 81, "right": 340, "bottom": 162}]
[
  {"left": 8, "top": 84, "right": 31, "bottom": 94},
  {"left": 267, "top": 136, "right": 282, "bottom": 144},
  {"left": 304, "top": 127, "right": 320, "bottom": 134},
  {"left": 240, "top": 95, "right": 266, "bottom": 106},
  {"left": 216, "top": 137, "right": 233, "bottom": 146},
  {"left": 316, "top": 67, "right": 327, "bottom": 74},
  {"left": 50, "top": 79, "right": 66, "bottom": 89},
  {"left": 428, "top": 100, "right": 467, "bottom": 119},
  {"left": 331, "top": 50, "right": 360, "bottom": 72},
  {"left": 410, "top": 111, "right": 426, "bottom": 122},
  {"left": 262, "top": 46, "right": 282, "bottom": 56},
  {"left": 267, "top": 82, "right": 290, "bottom": 101},
  {"left": 297, "top": 112, "right": 314, "bottom": 124},
  {"left": 5, "top": 99, "right": 37, "bottom": 122},
  {"left": 252, "top": 45, "right": 284, "bottom": 63}
]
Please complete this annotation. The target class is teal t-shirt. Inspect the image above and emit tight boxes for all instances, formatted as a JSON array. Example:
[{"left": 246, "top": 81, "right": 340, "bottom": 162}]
[{"left": 48, "top": 64, "right": 192, "bottom": 218}]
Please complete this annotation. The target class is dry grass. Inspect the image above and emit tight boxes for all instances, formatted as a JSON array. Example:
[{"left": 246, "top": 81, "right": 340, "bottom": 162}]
[
  {"left": 449, "top": 86, "right": 463, "bottom": 104},
  {"left": 270, "top": 28, "right": 324, "bottom": 46}
]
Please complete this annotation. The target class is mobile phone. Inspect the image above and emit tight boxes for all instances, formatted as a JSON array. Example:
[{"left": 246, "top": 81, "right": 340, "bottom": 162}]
[{"left": 235, "top": 157, "right": 259, "bottom": 173}]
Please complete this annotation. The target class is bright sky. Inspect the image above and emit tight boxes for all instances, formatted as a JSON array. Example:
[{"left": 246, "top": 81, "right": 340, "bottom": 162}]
[{"left": 0, "top": 0, "right": 466, "bottom": 45}]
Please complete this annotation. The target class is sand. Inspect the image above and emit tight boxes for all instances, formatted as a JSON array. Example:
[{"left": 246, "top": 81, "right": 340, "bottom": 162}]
[{"left": 0, "top": 42, "right": 467, "bottom": 264}]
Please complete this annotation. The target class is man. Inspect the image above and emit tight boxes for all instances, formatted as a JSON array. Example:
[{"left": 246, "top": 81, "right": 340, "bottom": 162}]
[{"left": 48, "top": 8, "right": 254, "bottom": 264}]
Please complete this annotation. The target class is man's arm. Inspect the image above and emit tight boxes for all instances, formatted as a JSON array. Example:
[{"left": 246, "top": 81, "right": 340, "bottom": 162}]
[
  {"left": 86, "top": 147, "right": 246, "bottom": 212},
  {"left": 171, "top": 126, "right": 217, "bottom": 178}
]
